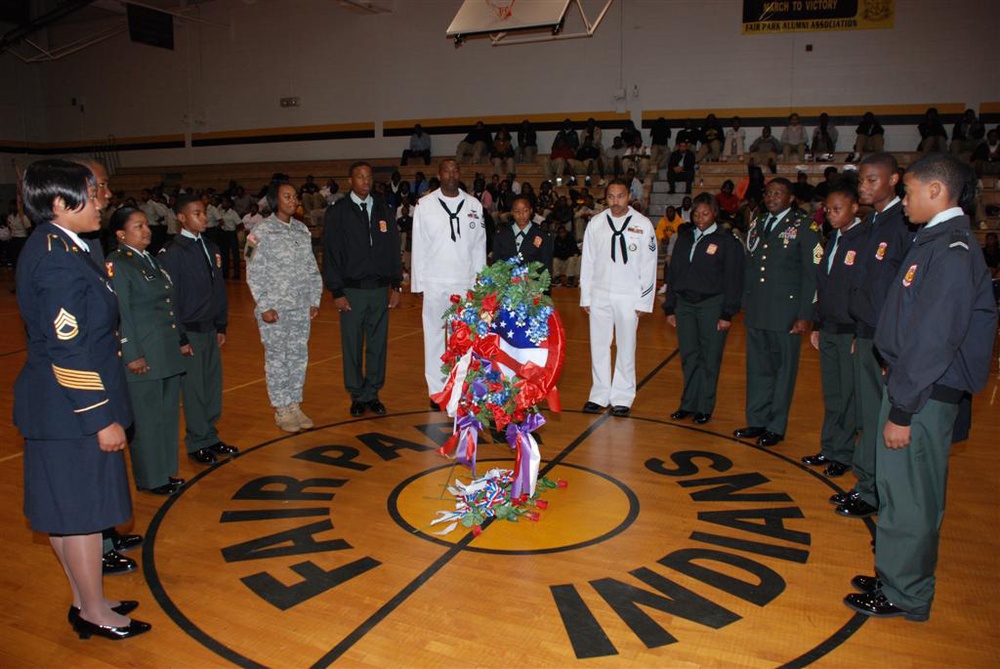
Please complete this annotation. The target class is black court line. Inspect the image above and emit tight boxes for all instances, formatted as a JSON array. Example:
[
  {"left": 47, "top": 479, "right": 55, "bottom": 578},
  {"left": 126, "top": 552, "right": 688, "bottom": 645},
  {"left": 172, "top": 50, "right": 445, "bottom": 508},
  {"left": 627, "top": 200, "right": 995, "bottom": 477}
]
[{"left": 308, "top": 349, "right": 680, "bottom": 668}]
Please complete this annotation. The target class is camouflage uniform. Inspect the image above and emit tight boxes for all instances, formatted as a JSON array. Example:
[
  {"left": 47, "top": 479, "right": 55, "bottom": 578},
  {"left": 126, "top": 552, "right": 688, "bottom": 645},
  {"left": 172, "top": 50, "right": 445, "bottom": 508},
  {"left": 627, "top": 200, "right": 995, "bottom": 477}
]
[{"left": 245, "top": 215, "right": 323, "bottom": 412}]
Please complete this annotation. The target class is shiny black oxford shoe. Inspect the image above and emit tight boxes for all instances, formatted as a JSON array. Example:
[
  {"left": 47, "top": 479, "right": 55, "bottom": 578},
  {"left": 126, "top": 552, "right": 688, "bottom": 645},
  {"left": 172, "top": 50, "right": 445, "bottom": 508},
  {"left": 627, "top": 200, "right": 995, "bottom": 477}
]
[
  {"left": 188, "top": 448, "right": 217, "bottom": 465},
  {"left": 101, "top": 550, "right": 137, "bottom": 576},
  {"left": 368, "top": 399, "right": 387, "bottom": 415},
  {"left": 109, "top": 531, "right": 142, "bottom": 553},
  {"left": 733, "top": 426, "right": 764, "bottom": 439},
  {"left": 843, "top": 591, "right": 928, "bottom": 622},
  {"left": 582, "top": 401, "right": 605, "bottom": 414},
  {"left": 801, "top": 453, "right": 832, "bottom": 466},
  {"left": 756, "top": 431, "right": 784, "bottom": 447},
  {"left": 669, "top": 410, "right": 693, "bottom": 420},
  {"left": 836, "top": 495, "right": 878, "bottom": 518},
  {"left": 850, "top": 574, "right": 883, "bottom": 594},
  {"left": 824, "top": 461, "right": 849, "bottom": 477},
  {"left": 693, "top": 413, "right": 712, "bottom": 425},
  {"left": 209, "top": 441, "right": 239, "bottom": 456},
  {"left": 350, "top": 400, "right": 366, "bottom": 417}
]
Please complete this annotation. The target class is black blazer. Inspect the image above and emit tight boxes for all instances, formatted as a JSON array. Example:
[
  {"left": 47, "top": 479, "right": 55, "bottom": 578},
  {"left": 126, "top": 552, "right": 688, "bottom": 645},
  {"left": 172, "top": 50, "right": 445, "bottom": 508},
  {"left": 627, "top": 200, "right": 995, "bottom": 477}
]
[
  {"left": 322, "top": 194, "right": 402, "bottom": 297},
  {"left": 491, "top": 224, "right": 553, "bottom": 280}
]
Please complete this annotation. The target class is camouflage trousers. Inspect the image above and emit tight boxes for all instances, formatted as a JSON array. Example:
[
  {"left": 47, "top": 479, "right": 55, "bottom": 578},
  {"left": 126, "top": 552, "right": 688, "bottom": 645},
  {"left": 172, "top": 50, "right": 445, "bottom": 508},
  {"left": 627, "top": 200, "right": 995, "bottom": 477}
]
[{"left": 257, "top": 306, "right": 312, "bottom": 408}]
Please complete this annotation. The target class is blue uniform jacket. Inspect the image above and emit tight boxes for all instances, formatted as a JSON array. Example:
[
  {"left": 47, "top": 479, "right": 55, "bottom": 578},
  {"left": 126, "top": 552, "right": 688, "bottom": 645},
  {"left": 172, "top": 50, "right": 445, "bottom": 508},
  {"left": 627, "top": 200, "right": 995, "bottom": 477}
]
[{"left": 14, "top": 223, "right": 132, "bottom": 438}]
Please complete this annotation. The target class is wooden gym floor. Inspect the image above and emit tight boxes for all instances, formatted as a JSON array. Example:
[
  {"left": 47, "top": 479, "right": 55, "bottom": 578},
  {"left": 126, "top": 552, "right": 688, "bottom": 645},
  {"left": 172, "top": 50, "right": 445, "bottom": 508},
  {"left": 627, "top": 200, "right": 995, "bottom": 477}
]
[{"left": 0, "top": 271, "right": 997, "bottom": 668}]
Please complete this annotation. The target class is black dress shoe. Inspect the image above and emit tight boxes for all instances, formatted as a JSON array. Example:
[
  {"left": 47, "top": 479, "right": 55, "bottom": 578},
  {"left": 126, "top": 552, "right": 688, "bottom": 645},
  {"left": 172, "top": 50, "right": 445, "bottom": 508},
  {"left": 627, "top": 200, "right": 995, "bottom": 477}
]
[
  {"left": 169, "top": 476, "right": 185, "bottom": 486},
  {"left": 850, "top": 574, "right": 883, "bottom": 594},
  {"left": 824, "top": 461, "right": 849, "bottom": 477},
  {"left": 693, "top": 413, "right": 712, "bottom": 425},
  {"left": 843, "top": 591, "right": 928, "bottom": 621},
  {"left": 368, "top": 399, "right": 387, "bottom": 415},
  {"left": 209, "top": 441, "right": 239, "bottom": 456},
  {"left": 733, "top": 426, "right": 764, "bottom": 439},
  {"left": 610, "top": 405, "right": 630, "bottom": 417},
  {"left": 801, "top": 453, "right": 831, "bottom": 466},
  {"left": 110, "top": 532, "right": 142, "bottom": 553},
  {"left": 829, "top": 490, "right": 856, "bottom": 505},
  {"left": 756, "top": 431, "right": 784, "bottom": 447},
  {"left": 101, "top": 550, "right": 137, "bottom": 576},
  {"left": 68, "top": 601, "right": 139, "bottom": 625},
  {"left": 188, "top": 448, "right": 217, "bottom": 465},
  {"left": 429, "top": 400, "right": 441, "bottom": 411},
  {"left": 350, "top": 400, "right": 366, "bottom": 417},
  {"left": 669, "top": 410, "right": 693, "bottom": 420},
  {"left": 73, "top": 616, "right": 152, "bottom": 640},
  {"left": 582, "top": 401, "right": 606, "bottom": 414},
  {"left": 837, "top": 496, "right": 878, "bottom": 518},
  {"left": 146, "top": 482, "right": 181, "bottom": 495}
]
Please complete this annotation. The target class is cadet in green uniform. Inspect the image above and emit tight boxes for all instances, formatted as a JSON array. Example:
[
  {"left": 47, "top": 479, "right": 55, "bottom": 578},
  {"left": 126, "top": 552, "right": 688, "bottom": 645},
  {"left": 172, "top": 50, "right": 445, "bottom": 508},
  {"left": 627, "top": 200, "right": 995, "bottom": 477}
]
[
  {"left": 107, "top": 207, "right": 187, "bottom": 495},
  {"left": 734, "top": 178, "right": 822, "bottom": 446},
  {"left": 844, "top": 152, "right": 996, "bottom": 621},
  {"left": 663, "top": 193, "right": 744, "bottom": 424}
]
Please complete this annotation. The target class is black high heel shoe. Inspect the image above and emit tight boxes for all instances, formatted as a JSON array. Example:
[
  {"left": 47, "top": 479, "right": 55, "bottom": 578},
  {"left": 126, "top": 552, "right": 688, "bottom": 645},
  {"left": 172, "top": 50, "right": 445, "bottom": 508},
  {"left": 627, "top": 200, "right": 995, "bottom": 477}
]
[
  {"left": 67, "top": 601, "right": 139, "bottom": 626},
  {"left": 73, "top": 616, "right": 151, "bottom": 640}
]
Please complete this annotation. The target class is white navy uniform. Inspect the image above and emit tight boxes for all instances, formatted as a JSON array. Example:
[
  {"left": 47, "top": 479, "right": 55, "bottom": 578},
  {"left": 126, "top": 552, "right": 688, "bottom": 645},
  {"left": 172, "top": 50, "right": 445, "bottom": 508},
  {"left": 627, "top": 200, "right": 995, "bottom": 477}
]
[
  {"left": 411, "top": 188, "right": 487, "bottom": 395},
  {"left": 580, "top": 206, "right": 658, "bottom": 408}
]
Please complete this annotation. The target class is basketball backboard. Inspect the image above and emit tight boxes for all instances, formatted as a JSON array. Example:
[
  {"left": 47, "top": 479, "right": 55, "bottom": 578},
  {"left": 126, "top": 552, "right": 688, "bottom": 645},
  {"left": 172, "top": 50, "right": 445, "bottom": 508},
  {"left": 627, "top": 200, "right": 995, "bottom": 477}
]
[{"left": 446, "top": 0, "right": 572, "bottom": 37}]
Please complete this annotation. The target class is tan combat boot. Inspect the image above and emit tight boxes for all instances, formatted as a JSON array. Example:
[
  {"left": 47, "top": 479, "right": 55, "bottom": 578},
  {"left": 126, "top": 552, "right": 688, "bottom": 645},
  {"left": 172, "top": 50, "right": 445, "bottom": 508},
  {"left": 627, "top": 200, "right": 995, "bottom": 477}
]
[
  {"left": 275, "top": 405, "right": 300, "bottom": 433},
  {"left": 292, "top": 403, "right": 314, "bottom": 430}
]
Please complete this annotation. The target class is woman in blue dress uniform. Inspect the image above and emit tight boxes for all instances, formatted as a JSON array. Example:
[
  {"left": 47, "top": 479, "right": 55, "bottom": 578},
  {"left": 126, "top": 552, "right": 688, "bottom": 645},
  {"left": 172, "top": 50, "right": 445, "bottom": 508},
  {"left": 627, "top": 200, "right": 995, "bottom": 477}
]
[{"left": 14, "top": 160, "right": 150, "bottom": 640}]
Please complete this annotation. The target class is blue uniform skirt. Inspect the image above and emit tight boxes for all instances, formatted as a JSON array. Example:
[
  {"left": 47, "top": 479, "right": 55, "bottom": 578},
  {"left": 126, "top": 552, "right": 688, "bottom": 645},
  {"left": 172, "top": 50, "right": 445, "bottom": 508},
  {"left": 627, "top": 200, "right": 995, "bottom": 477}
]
[{"left": 23, "top": 437, "right": 132, "bottom": 535}]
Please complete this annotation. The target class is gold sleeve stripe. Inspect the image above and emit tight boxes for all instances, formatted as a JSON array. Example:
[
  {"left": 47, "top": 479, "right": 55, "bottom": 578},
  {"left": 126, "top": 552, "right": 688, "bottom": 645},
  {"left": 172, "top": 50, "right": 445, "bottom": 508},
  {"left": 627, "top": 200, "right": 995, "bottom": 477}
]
[
  {"left": 52, "top": 365, "right": 106, "bottom": 391},
  {"left": 73, "top": 399, "right": 109, "bottom": 414}
]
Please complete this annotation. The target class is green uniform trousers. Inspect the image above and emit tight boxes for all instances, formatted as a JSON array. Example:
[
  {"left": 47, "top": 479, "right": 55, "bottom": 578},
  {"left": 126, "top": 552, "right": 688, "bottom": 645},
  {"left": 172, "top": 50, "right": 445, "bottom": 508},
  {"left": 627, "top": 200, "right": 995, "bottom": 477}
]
[
  {"left": 340, "top": 287, "right": 389, "bottom": 403},
  {"left": 745, "top": 327, "right": 801, "bottom": 435},
  {"left": 874, "top": 395, "right": 958, "bottom": 615},
  {"left": 851, "top": 337, "right": 881, "bottom": 505},
  {"left": 180, "top": 329, "right": 223, "bottom": 452},
  {"left": 676, "top": 295, "right": 729, "bottom": 415},
  {"left": 127, "top": 374, "right": 182, "bottom": 489},
  {"left": 818, "top": 331, "right": 857, "bottom": 465}
]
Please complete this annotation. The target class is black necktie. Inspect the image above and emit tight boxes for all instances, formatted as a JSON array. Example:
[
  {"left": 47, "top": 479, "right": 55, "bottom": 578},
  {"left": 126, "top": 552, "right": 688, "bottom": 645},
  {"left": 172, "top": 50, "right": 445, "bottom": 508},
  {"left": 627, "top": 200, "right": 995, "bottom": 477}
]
[
  {"left": 360, "top": 201, "right": 368, "bottom": 220},
  {"left": 438, "top": 198, "right": 464, "bottom": 242},
  {"left": 763, "top": 213, "right": 776, "bottom": 236},
  {"left": 607, "top": 213, "right": 631, "bottom": 264},
  {"left": 360, "top": 201, "right": 373, "bottom": 246}
]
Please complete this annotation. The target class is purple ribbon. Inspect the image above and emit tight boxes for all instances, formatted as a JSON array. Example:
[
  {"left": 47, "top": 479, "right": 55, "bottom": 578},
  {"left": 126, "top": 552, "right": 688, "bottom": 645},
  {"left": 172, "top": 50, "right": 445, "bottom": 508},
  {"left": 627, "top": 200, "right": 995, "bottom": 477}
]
[
  {"left": 506, "top": 413, "right": 546, "bottom": 498},
  {"left": 455, "top": 413, "right": 483, "bottom": 475}
]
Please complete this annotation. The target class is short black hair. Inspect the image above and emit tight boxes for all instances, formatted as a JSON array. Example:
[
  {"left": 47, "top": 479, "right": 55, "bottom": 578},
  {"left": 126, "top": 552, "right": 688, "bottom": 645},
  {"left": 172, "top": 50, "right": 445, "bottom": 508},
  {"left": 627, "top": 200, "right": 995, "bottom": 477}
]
[
  {"left": 349, "top": 161, "right": 372, "bottom": 177},
  {"left": 768, "top": 177, "right": 794, "bottom": 192},
  {"left": 860, "top": 152, "right": 899, "bottom": 173},
  {"left": 22, "top": 159, "right": 93, "bottom": 225},
  {"left": 173, "top": 193, "right": 201, "bottom": 215},
  {"left": 109, "top": 206, "right": 142, "bottom": 233},
  {"left": 692, "top": 191, "right": 719, "bottom": 216},
  {"left": 606, "top": 179, "right": 629, "bottom": 192},
  {"left": 906, "top": 152, "right": 973, "bottom": 206},
  {"left": 266, "top": 180, "right": 295, "bottom": 212},
  {"left": 826, "top": 177, "right": 859, "bottom": 202}
]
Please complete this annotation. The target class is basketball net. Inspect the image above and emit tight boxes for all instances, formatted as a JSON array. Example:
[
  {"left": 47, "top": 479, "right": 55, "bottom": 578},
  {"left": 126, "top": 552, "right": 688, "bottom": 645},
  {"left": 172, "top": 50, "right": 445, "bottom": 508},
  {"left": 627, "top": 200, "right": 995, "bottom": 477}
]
[{"left": 485, "top": 0, "right": 515, "bottom": 20}]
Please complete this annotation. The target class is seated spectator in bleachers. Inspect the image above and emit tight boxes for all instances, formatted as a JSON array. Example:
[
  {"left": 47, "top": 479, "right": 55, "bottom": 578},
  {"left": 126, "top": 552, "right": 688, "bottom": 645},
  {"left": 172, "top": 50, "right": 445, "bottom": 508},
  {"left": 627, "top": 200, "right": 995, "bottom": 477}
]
[
  {"left": 626, "top": 168, "right": 645, "bottom": 205},
  {"left": 571, "top": 136, "right": 601, "bottom": 182},
  {"left": 675, "top": 119, "right": 699, "bottom": 148},
  {"left": 780, "top": 113, "right": 808, "bottom": 162},
  {"left": 748, "top": 126, "right": 781, "bottom": 173},
  {"left": 536, "top": 180, "right": 556, "bottom": 218},
  {"left": 793, "top": 171, "right": 816, "bottom": 209},
  {"left": 972, "top": 128, "right": 1000, "bottom": 176},
  {"left": 571, "top": 188, "right": 597, "bottom": 241},
  {"left": 950, "top": 108, "right": 986, "bottom": 158},
  {"left": 456, "top": 120, "right": 491, "bottom": 165},
  {"left": 561, "top": 118, "right": 580, "bottom": 151},
  {"left": 507, "top": 172, "right": 521, "bottom": 195},
  {"left": 810, "top": 112, "right": 838, "bottom": 160},
  {"left": 552, "top": 224, "right": 581, "bottom": 287},
  {"left": 657, "top": 205, "right": 684, "bottom": 256},
  {"left": 604, "top": 136, "right": 627, "bottom": 178},
  {"left": 540, "top": 132, "right": 577, "bottom": 182},
  {"left": 519, "top": 182, "right": 537, "bottom": 210},
  {"left": 619, "top": 119, "right": 640, "bottom": 147},
  {"left": 667, "top": 140, "right": 695, "bottom": 194},
  {"left": 678, "top": 195, "right": 694, "bottom": 223},
  {"left": 516, "top": 119, "right": 538, "bottom": 163},
  {"left": 412, "top": 172, "right": 429, "bottom": 197},
  {"left": 649, "top": 117, "right": 672, "bottom": 170},
  {"left": 917, "top": 107, "right": 948, "bottom": 153},
  {"left": 696, "top": 113, "right": 724, "bottom": 163},
  {"left": 622, "top": 136, "right": 652, "bottom": 180},
  {"left": 849, "top": 111, "right": 885, "bottom": 162},
  {"left": 551, "top": 195, "right": 575, "bottom": 237},
  {"left": 491, "top": 127, "right": 516, "bottom": 177},
  {"left": 401, "top": 124, "right": 432, "bottom": 166},
  {"left": 582, "top": 118, "right": 603, "bottom": 153},
  {"left": 716, "top": 179, "right": 740, "bottom": 225},
  {"left": 494, "top": 179, "right": 514, "bottom": 224},
  {"left": 723, "top": 116, "right": 746, "bottom": 162},
  {"left": 472, "top": 176, "right": 494, "bottom": 216},
  {"left": 813, "top": 166, "right": 839, "bottom": 203}
]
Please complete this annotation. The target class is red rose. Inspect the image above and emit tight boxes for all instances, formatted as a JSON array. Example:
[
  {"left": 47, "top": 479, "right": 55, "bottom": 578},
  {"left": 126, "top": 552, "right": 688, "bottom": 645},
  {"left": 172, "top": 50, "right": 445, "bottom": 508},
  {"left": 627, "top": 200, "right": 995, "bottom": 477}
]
[
  {"left": 533, "top": 297, "right": 540, "bottom": 305},
  {"left": 448, "top": 322, "right": 473, "bottom": 355},
  {"left": 535, "top": 500, "right": 549, "bottom": 510},
  {"left": 450, "top": 294, "right": 461, "bottom": 304},
  {"left": 557, "top": 479, "right": 568, "bottom": 488},
  {"left": 525, "top": 511, "right": 540, "bottom": 521},
  {"left": 481, "top": 293, "right": 499, "bottom": 314},
  {"left": 511, "top": 276, "right": 521, "bottom": 283},
  {"left": 513, "top": 409, "right": 526, "bottom": 423},
  {"left": 471, "top": 524, "right": 483, "bottom": 537}
]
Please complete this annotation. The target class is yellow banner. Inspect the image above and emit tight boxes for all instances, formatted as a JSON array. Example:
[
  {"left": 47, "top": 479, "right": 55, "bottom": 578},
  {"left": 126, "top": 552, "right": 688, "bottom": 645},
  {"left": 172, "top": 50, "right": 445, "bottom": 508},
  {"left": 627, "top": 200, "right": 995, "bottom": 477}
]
[{"left": 742, "top": 0, "right": 894, "bottom": 34}]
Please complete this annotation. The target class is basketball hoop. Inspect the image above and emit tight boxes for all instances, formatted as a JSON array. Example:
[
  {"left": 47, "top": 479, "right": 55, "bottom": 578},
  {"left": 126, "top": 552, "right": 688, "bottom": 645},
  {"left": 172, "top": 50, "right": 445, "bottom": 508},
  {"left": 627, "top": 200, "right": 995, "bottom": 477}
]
[{"left": 485, "top": 0, "right": 515, "bottom": 20}]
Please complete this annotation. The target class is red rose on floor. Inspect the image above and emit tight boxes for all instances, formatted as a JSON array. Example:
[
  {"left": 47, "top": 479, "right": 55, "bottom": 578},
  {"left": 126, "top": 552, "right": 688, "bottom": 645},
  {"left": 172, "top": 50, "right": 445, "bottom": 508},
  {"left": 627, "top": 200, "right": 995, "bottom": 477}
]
[
  {"left": 535, "top": 499, "right": 548, "bottom": 510},
  {"left": 557, "top": 479, "right": 568, "bottom": 488},
  {"left": 525, "top": 511, "right": 540, "bottom": 521},
  {"left": 471, "top": 524, "right": 483, "bottom": 537}
]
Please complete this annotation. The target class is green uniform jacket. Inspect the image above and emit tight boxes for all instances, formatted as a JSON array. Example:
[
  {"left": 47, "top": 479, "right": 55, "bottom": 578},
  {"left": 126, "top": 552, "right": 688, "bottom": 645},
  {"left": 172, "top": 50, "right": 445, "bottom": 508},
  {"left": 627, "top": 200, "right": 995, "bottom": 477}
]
[
  {"left": 743, "top": 207, "right": 823, "bottom": 331},
  {"left": 108, "top": 246, "right": 186, "bottom": 381}
]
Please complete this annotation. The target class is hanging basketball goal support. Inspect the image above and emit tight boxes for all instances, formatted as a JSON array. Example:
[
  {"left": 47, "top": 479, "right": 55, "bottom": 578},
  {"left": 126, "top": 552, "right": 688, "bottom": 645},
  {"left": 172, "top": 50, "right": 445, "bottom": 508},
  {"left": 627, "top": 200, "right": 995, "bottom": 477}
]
[{"left": 447, "top": 0, "right": 615, "bottom": 48}]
